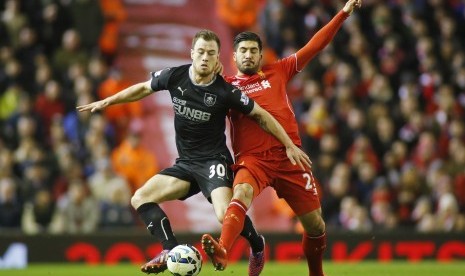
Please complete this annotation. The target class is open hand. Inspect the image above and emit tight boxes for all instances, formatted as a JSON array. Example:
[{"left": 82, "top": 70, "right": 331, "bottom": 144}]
[
  {"left": 76, "top": 99, "right": 109, "bottom": 113},
  {"left": 285, "top": 145, "right": 312, "bottom": 171}
]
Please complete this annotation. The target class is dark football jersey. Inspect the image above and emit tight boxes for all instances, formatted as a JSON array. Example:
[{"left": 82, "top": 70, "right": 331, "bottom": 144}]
[{"left": 150, "top": 64, "right": 254, "bottom": 160}]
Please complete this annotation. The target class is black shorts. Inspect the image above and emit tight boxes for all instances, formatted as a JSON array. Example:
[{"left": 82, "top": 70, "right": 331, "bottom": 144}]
[{"left": 159, "top": 155, "right": 234, "bottom": 201}]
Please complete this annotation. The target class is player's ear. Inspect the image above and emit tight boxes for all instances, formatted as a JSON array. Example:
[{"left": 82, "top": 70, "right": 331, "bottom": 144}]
[
  {"left": 233, "top": 52, "right": 237, "bottom": 62},
  {"left": 190, "top": 49, "right": 194, "bottom": 60}
]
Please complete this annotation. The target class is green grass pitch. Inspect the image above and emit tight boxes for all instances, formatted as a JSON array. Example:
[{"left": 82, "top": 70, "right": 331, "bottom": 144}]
[{"left": 2, "top": 261, "right": 464, "bottom": 275}]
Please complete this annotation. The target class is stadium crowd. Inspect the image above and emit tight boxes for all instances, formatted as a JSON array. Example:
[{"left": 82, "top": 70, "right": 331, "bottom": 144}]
[{"left": 1, "top": 0, "right": 464, "bottom": 234}]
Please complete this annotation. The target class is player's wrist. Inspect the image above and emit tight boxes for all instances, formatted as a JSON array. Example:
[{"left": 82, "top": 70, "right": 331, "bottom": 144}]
[
  {"left": 285, "top": 144, "right": 295, "bottom": 150},
  {"left": 342, "top": 6, "right": 352, "bottom": 15}
]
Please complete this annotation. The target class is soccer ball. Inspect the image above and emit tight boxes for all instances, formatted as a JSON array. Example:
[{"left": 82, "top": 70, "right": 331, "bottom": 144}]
[{"left": 167, "top": 244, "right": 202, "bottom": 276}]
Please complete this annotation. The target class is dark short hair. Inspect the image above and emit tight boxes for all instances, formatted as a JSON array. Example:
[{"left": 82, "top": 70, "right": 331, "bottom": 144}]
[
  {"left": 233, "top": 31, "right": 262, "bottom": 51},
  {"left": 192, "top": 29, "right": 221, "bottom": 50}
]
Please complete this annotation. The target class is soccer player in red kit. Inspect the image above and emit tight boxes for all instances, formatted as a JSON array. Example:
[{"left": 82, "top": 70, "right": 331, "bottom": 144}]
[{"left": 201, "top": 1, "right": 362, "bottom": 275}]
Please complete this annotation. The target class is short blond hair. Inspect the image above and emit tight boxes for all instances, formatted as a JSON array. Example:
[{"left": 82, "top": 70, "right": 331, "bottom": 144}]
[{"left": 192, "top": 29, "right": 221, "bottom": 50}]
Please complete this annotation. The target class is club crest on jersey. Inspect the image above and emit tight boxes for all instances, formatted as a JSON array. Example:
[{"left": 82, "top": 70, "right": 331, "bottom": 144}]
[{"left": 204, "top": 93, "right": 217, "bottom": 106}]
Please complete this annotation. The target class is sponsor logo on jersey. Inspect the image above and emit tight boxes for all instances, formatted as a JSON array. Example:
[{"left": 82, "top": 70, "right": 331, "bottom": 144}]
[
  {"left": 173, "top": 97, "right": 211, "bottom": 122},
  {"left": 204, "top": 93, "right": 217, "bottom": 106},
  {"left": 235, "top": 80, "right": 272, "bottom": 95},
  {"left": 173, "top": 104, "right": 211, "bottom": 122},
  {"left": 173, "top": 97, "right": 186, "bottom": 105}
]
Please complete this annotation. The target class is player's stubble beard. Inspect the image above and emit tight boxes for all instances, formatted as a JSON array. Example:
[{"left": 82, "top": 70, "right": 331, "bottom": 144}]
[
  {"left": 237, "top": 60, "right": 260, "bottom": 76},
  {"left": 194, "top": 64, "right": 214, "bottom": 80},
  {"left": 197, "top": 69, "right": 213, "bottom": 77}
]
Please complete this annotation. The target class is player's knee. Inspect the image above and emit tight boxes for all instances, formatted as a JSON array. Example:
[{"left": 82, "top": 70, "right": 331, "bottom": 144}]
[
  {"left": 130, "top": 191, "right": 143, "bottom": 209},
  {"left": 315, "top": 216, "right": 326, "bottom": 234},
  {"left": 300, "top": 211, "right": 326, "bottom": 235},
  {"left": 233, "top": 183, "right": 253, "bottom": 203},
  {"left": 131, "top": 187, "right": 156, "bottom": 209}
]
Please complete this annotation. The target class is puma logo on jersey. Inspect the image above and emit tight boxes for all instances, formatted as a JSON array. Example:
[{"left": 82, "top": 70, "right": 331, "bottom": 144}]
[{"left": 177, "top": 86, "right": 187, "bottom": 96}]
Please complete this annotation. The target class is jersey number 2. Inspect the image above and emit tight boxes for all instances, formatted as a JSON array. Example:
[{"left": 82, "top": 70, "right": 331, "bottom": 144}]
[
  {"left": 303, "top": 172, "right": 318, "bottom": 195},
  {"left": 209, "top": 164, "right": 226, "bottom": 178}
]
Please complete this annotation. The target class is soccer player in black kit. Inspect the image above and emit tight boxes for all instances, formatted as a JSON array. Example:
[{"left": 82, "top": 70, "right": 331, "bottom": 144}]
[{"left": 77, "top": 29, "right": 310, "bottom": 275}]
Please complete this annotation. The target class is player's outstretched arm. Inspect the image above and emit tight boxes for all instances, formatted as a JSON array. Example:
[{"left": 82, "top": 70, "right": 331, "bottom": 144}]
[
  {"left": 248, "top": 103, "right": 312, "bottom": 171},
  {"left": 77, "top": 81, "right": 152, "bottom": 113},
  {"left": 295, "top": 0, "right": 362, "bottom": 70}
]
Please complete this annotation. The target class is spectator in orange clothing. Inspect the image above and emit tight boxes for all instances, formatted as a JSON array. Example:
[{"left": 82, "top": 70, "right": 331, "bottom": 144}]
[
  {"left": 111, "top": 129, "right": 158, "bottom": 193},
  {"left": 216, "top": 0, "right": 263, "bottom": 35},
  {"left": 98, "top": 69, "right": 142, "bottom": 143},
  {"left": 98, "top": 0, "right": 127, "bottom": 64}
]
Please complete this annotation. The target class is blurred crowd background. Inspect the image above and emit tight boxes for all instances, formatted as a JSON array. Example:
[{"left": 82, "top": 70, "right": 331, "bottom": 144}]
[{"left": 0, "top": 0, "right": 464, "bottom": 235}]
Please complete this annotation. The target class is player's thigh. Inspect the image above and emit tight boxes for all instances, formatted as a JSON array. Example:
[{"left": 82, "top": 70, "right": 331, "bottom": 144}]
[
  {"left": 191, "top": 157, "right": 234, "bottom": 222},
  {"left": 232, "top": 156, "right": 274, "bottom": 199},
  {"left": 133, "top": 174, "right": 190, "bottom": 205},
  {"left": 191, "top": 157, "right": 233, "bottom": 198},
  {"left": 232, "top": 168, "right": 258, "bottom": 207},
  {"left": 274, "top": 171, "right": 321, "bottom": 216},
  {"left": 210, "top": 186, "right": 233, "bottom": 222}
]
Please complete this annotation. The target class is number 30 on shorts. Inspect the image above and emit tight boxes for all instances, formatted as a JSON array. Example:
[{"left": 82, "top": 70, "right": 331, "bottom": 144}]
[
  {"left": 303, "top": 172, "right": 318, "bottom": 195},
  {"left": 209, "top": 163, "right": 226, "bottom": 178}
]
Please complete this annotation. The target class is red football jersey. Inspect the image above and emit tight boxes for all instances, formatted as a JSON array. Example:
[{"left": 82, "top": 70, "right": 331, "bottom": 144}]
[
  {"left": 225, "top": 55, "right": 301, "bottom": 157},
  {"left": 225, "top": 10, "right": 348, "bottom": 158}
]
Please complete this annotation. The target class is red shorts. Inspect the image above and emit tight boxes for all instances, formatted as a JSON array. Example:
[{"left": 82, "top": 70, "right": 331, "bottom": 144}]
[{"left": 232, "top": 147, "right": 321, "bottom": 216}]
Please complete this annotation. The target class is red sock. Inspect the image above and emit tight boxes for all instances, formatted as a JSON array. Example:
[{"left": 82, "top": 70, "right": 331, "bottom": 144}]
[
  {"left": 220, "top": 199, "right": 247, "bottom": 252},
  {"left": 302, "top": 232, "right": 326, "bottom": 276}
]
